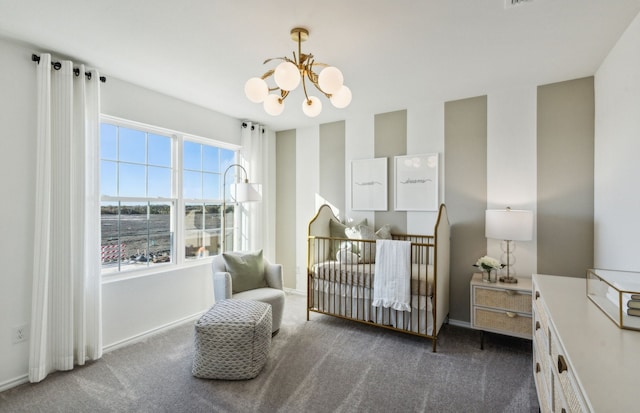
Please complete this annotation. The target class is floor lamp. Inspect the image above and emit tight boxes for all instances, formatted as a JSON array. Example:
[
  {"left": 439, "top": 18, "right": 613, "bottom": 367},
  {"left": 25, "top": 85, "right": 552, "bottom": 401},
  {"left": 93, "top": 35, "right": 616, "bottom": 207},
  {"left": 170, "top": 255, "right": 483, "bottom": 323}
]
[
  {"left": 485, "top": 207, "right": 533, "bottom": 283},
  {"left": 221, "top": 163, "right": 261, "bottom": 253}
]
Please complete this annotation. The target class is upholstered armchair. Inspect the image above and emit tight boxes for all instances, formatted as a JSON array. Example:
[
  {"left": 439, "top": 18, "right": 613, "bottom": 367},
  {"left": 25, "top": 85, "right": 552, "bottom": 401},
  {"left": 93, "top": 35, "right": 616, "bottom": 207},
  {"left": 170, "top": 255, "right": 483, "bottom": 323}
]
[{"left": 211, "top": 251, "right": 285, "bottom": 333}]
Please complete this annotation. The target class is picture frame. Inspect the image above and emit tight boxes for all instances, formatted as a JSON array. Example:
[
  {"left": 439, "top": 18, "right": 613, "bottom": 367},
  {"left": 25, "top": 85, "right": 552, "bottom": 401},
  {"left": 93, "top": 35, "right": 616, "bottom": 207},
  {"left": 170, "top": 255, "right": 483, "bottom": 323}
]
[
  {"left": 351, "top": 158, "right": 387, "bottom": 211},
  {"left": 394, "top": 153, "right": 438, "bottom": 211}
]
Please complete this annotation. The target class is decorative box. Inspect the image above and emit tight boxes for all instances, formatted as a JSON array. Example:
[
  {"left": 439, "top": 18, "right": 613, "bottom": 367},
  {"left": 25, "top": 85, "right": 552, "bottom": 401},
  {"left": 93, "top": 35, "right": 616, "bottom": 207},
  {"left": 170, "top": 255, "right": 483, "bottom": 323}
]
[{"left": 587, "top": 268, "right": 640, "bottom": 331}]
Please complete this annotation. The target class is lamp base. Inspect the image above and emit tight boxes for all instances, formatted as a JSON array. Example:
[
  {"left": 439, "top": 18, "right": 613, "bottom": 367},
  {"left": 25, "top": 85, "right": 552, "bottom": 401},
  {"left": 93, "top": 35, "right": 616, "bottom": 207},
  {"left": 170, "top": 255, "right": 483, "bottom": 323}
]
[{"left": 499, "top": 276, "right": 518, "bottom": 284}]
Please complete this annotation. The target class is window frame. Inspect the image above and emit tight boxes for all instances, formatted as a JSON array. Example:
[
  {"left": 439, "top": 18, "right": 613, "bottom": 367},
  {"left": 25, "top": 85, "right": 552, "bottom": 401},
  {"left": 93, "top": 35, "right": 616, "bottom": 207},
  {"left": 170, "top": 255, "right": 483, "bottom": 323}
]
[{"left": 99, "top": 114, "right": 240, "bottom": 278}]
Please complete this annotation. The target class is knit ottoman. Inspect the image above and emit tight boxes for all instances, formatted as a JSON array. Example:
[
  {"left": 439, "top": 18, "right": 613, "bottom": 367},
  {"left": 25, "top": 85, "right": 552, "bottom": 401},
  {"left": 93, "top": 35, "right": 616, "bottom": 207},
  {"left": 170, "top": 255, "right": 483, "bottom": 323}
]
[{"left": 192, "top": 299, "right": 272, "bottom": 380}]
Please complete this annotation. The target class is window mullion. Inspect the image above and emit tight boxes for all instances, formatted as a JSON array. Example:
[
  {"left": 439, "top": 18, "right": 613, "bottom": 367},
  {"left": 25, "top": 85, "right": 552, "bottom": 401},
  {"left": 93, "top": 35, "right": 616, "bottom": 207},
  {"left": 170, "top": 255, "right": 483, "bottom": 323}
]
[{"left": 175, "top": 134, "right": 185, "bottom": 266}]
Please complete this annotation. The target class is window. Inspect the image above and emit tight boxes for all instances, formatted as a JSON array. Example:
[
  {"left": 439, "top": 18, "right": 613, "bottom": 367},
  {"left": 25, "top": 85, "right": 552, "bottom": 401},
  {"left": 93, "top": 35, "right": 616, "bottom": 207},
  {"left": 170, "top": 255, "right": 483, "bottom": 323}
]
[
  {"left": 100, "top": 116, "right": 238, "bottom": 274},
  {"left": 183, "top": 140, "right": 235, "bottom": 260}
]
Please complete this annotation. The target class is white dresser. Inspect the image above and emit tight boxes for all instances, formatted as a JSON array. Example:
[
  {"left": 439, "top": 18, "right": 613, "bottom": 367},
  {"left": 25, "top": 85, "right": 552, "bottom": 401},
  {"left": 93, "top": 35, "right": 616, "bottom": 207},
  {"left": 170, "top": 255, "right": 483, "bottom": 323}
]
[{"left": 532, "top": 273, "right": 640, "bottom": 412}]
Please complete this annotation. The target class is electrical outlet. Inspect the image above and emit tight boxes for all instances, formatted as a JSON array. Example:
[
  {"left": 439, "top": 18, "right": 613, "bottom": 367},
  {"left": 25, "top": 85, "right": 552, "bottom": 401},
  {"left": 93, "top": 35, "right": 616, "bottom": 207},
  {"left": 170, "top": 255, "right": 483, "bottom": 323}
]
[{"left": 12, "top": 324, "right": 28, "bottom": 344}]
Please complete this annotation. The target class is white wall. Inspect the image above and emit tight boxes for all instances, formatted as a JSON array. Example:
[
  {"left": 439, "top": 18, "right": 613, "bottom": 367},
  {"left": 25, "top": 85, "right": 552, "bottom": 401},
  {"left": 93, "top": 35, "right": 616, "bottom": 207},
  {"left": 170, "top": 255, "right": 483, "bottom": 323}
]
[
  {"left": 594, "top": 11, "right": 640, "bottom": 271},
  {"left": 0, "top": 38, "right": 244, "bottom": 390},
  {"left": 487, "top": 87, "right": 538, "bottom": 278},
  {"left": 0, "top": 38, "right": 37, "bottom": 391}
]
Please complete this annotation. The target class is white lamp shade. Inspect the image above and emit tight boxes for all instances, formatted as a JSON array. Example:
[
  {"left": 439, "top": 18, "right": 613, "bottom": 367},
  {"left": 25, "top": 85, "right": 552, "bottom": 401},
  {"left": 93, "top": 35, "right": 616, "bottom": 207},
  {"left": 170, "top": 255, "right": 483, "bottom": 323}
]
[
  {"left": 330, "top": 85, "right": 352, "bottom": 108},
  {"left": 318, "top": 66, "right": 344, "bottom": 94},
  {"left": 244, "top": 77, "right": 268, "bottom": 103},
  {"left": 485, "top": 209, "right": 533, "bottom": 241},
  {"left": 263, "top": 94, "right": 284, "bottom": 116},
  {"left": 230, "top": 182, "right": 262, "bottom": 203},
  {"left": 274, "top": 61, "right": 300, "bottom": 91},
  {"left": 302, "top": 96, "right": 322, "bottom": 117}
]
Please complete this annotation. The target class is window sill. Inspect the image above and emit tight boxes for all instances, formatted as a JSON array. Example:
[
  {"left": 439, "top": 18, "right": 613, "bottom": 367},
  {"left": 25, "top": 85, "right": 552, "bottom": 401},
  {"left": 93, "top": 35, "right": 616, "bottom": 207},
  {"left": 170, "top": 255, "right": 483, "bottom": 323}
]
[{"left": 101, "top": 258, "right": 213, "bottom": 285}]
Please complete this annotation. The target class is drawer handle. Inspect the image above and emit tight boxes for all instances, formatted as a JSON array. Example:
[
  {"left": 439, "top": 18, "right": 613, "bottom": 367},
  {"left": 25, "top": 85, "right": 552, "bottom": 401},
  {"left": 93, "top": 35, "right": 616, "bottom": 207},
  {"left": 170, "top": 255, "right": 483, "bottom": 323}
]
[
  {"left": 506, "top": 290, "right": 518, "bottom": 296},
  {"left": 535, "top": 321, "right": 541, "bottom": 330},
  {"left": 535, "top": 362, "right": 541, "bottom": 373},
  {"left": 506, "top": 311, "right": 517, "bottom": 318},
  {"left": 535, "top": 291, "right": 540, "bottom": 299},
  {"left": 557, "top": 355, "right": 568, "bottom": 374}
]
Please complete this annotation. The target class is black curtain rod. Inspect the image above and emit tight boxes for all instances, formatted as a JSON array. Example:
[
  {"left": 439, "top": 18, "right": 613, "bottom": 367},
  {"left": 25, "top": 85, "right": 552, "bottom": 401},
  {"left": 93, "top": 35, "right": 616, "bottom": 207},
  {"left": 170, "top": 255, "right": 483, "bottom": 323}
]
[{"left": 32, "top": 54, "right": 106, "bottom": 83}]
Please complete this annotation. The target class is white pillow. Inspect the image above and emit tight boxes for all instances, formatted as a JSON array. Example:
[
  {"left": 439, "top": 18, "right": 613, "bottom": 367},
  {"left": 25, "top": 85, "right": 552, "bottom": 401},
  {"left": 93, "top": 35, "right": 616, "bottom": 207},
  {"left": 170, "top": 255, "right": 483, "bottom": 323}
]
[
  {"left": 345, "top": 226, "right": 369, "bottom": 262},
  {"left": 345, "top": 224, "right": 393, "bottom": 263},
  {"left": 376, "top": 224, "right": 392, "bottom": 240},
  {"left": 336, "top": 249, "right": 360, "bottom": 264}
]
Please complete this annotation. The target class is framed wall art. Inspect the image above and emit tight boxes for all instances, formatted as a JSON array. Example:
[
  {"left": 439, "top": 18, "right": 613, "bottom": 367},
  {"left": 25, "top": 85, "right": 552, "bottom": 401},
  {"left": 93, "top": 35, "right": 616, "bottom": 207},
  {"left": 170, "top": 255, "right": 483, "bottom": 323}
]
[
  {"left": 351, "top": 158, "right": 387, "bottom": 211},
  {"left": 394, "top": 153, "right": 438, "bottom": 211}
]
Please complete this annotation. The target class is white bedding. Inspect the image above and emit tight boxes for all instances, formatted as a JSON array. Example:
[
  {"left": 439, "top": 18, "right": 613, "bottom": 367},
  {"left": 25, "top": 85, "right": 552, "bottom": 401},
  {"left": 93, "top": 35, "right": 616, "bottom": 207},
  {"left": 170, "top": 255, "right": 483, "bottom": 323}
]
[
  {"left": 309, "top": 260, "right": 434, "bottom": 335},
  {"left": 311, "top": 261, "right": 433, "bottom": 296}
]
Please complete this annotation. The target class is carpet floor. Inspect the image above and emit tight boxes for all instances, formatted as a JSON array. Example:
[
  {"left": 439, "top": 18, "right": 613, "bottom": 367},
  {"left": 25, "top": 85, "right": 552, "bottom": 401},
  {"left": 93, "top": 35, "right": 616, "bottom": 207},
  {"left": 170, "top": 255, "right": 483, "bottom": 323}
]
[{"left": 0, "top": 294, "right": 539, "bottom": 412}]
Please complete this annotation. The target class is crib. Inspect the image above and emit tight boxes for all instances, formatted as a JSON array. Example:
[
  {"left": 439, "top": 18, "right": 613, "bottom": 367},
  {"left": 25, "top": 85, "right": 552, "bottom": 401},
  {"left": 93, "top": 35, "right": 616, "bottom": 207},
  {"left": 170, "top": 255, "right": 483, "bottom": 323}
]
[{"left": 307, "top": 204, "right": 450, "bottom": 351}]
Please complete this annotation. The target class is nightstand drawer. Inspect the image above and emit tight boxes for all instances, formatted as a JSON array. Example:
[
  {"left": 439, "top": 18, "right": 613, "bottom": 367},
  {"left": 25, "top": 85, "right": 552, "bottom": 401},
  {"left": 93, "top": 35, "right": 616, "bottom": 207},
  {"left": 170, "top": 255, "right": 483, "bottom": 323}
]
[
  {"left": 475, "top": 286, "right": 532, "bottom": 313},
  {"left": 473, "top": 307, "right": 532, "bottom": 336}
]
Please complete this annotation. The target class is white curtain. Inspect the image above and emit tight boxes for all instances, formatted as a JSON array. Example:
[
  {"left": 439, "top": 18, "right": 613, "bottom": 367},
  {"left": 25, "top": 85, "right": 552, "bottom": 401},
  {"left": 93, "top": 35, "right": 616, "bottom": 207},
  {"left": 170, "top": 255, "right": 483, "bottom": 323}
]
[
  {"left": 240, "top": 122, "right": 275, "bottom": 259},
  {"left": 29, "top": 54, "right": 102, "bottom": 383}
]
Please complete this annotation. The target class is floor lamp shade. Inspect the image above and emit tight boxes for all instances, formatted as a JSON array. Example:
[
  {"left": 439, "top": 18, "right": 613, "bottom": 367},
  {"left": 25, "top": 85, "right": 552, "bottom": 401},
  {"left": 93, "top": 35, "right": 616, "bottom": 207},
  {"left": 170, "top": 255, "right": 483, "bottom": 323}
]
[
  {"left": 229, "top": 182, "right": 262, "bottom": 203},
  {"left": 485, "top": 209, "right": 533, "bottom": 241}
]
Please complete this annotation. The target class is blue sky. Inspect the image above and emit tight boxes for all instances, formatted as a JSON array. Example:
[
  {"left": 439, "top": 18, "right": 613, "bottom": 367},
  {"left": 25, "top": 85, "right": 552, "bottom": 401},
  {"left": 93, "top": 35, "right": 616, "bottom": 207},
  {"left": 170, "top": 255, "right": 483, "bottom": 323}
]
[{"left": 100, "top": 123, "right": 235, "bottom": 200}]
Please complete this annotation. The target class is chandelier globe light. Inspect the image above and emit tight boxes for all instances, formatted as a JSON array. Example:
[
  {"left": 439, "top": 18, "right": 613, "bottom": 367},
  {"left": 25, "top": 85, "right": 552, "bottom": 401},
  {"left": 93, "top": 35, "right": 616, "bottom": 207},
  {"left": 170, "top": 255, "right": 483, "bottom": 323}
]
[{"left": 244, "top": 27, "right": 352, "bottom": 117}]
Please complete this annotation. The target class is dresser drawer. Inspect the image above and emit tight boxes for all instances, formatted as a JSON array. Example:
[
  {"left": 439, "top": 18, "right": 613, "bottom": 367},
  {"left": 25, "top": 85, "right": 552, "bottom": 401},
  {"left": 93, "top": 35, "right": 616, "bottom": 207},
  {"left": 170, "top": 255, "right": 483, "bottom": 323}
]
[
  {"left": 533, "top": 308, "right": 549, "bottom": 355},
  {"left": 533, "top": 289, "right": 550, "bottom": 334},
  {"left": 549, "top": 325, "right": 587, "bottom": 412},
  {"left": 553, "top": 372, "right": 570, "bottom": 413},
  {"left": 533, "top": 341, "right": 552, "bottom": 413},
  {"left": 533, "top": 334, "right": 551, "bottom": 387},
  {"left": 473, "top": 307, "right": 532, "bottom": 336},
  {"left": 475, "top": 286, "right": 532, "bottom": 313}
]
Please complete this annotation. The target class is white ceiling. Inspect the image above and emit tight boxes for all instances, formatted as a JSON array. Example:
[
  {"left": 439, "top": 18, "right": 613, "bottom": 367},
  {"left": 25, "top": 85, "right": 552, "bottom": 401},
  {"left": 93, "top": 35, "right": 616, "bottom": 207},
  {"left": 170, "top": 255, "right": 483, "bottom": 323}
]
[{"left": 1, "top": 0, "right": 639, "bottom": 131}]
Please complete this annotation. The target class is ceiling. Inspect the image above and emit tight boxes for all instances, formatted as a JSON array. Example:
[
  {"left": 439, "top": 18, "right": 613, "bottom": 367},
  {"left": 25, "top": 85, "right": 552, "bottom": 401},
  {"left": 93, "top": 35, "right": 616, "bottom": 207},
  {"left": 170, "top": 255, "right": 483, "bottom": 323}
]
[{"left": 1, "top": 0, "right": 639, "bottom": 131}]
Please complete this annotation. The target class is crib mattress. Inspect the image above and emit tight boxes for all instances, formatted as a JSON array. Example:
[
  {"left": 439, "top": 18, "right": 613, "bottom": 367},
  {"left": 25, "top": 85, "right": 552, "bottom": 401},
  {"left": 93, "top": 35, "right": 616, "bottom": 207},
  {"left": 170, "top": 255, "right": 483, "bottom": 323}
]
[{"left": 311, "top": 261, "right": 433, "bottom": 296}]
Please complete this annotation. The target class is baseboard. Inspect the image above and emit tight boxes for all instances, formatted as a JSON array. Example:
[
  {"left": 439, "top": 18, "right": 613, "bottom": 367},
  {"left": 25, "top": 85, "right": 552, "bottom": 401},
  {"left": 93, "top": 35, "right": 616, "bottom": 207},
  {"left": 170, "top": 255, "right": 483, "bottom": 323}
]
[
  {"left": 448, "top": 318, "right": 471, "bottom": 329},
  {"left": 103, "top": 312, "right": 203, "bottom": 353},
  {"left": 0, "top": 374, "right": 28, "bottom": 393},
  {"left": 284, "top": 287, "right": 306, "bottom": 296}
]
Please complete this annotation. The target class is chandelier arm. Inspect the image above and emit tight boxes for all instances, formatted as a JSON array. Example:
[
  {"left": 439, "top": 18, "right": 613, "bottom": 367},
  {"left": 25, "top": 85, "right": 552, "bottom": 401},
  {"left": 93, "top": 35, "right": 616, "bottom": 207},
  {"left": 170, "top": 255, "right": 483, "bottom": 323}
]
[
  {"left": 308, "top": 73, "right": 331, "bottom": 99},
  {"left": 306, "top": 61, "right": 331, "bottom": 98},
  {"left": 301, "top": 73, "right": 310, "bottom": 102},
  {"left": 260, "top": 69, "right": 275, "bottom": 80},
  {"left": 263, "top": 56, "right": 295, "bottom": 65}
]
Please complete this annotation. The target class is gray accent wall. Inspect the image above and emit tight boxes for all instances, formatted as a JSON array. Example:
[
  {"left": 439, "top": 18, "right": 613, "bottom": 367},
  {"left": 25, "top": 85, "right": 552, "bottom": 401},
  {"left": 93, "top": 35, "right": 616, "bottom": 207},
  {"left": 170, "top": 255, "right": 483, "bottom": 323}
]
[
  {"left": 374, "top": 110, "right": 407, "bottom": 233},
  {"left": 319, "top": 121, "right": 346, "bottom": 214},
  {"left": 537, "top": 77, "right": 594, "bottom": 278},
  {"left": 444, "top": 96, "right": 488, "bottom": 322},
  {"left": 276, "top": 129, "right": 297, "bottom": 289}
]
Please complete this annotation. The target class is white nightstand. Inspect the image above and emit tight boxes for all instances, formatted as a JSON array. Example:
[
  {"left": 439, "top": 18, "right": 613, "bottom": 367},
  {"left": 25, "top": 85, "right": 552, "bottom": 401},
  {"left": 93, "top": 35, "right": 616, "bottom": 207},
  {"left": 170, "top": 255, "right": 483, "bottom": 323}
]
[{"left": 470, "top": 273, "right": 532, "bottom": 349}]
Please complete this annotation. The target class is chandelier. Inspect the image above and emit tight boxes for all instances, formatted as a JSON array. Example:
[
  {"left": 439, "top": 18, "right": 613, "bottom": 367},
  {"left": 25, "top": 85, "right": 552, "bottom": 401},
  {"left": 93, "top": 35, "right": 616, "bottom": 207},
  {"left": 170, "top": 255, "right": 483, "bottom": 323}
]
[{"left": 244, "top": 27, "right": 352, "bottom": 118}]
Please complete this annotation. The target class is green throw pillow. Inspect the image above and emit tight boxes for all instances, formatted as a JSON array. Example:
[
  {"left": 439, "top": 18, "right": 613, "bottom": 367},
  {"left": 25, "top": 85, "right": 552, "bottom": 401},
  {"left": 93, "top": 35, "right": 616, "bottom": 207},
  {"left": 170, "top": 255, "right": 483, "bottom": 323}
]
[{"left": 222, "top": 250, "right": 267, "bottom": 293}]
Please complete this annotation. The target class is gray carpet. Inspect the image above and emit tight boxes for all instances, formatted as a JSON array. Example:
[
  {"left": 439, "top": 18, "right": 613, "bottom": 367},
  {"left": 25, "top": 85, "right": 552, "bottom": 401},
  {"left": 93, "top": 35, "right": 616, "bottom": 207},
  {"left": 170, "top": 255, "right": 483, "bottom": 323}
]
[{"left": 0, "top": 294, "right": 539, "bottom": 413}]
